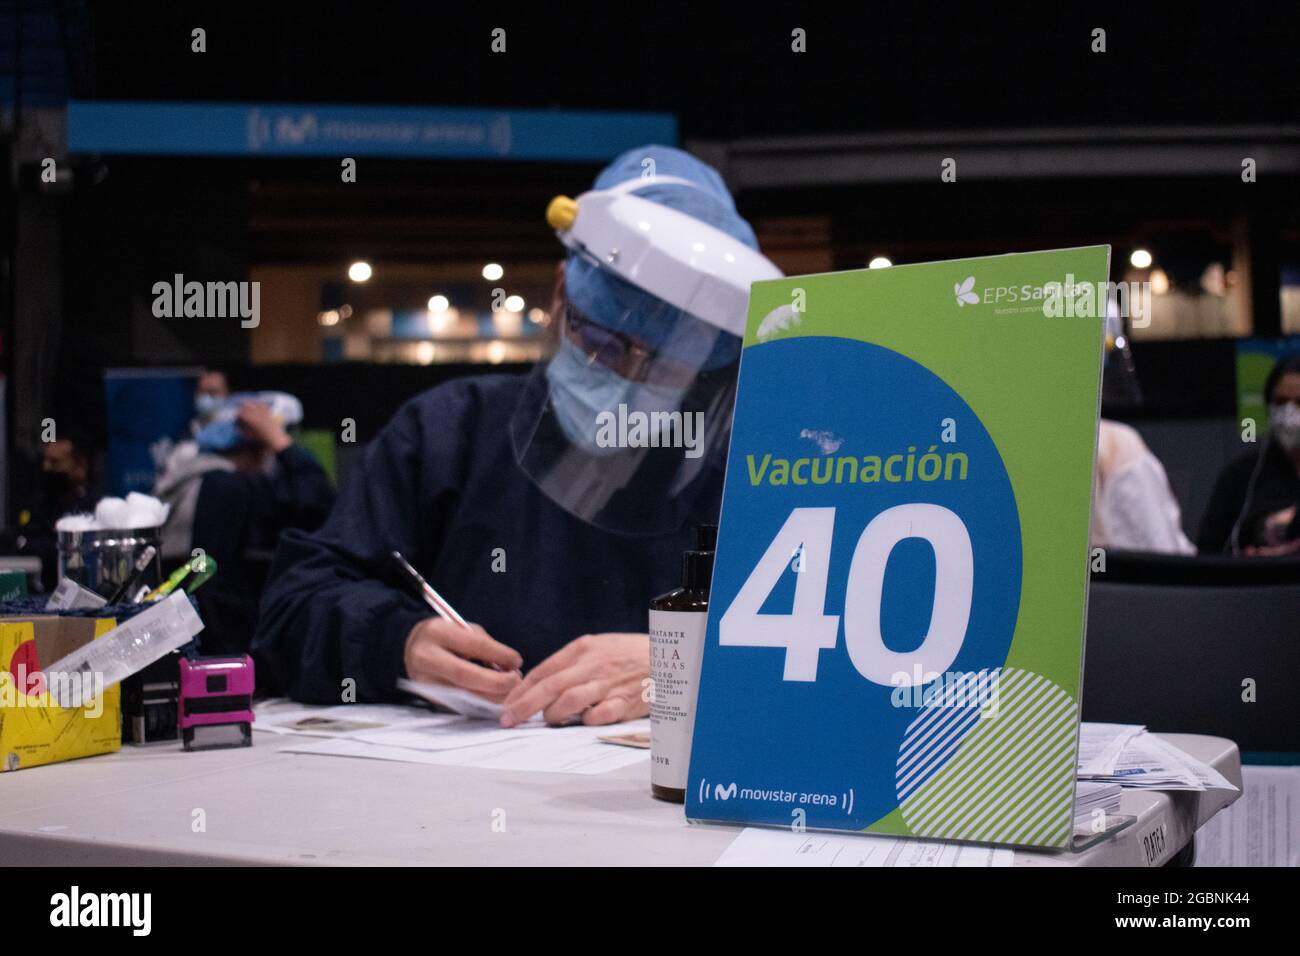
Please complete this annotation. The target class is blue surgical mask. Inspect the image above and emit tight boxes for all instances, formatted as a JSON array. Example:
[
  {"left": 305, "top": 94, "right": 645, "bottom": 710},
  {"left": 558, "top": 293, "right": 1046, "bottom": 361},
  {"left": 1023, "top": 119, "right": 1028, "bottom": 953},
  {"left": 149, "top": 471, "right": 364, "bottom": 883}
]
[
  {"left": 545, "top": 339, "right": 688, "bottom": 456},
  {"left": 194, "top": 393, "right": 223, "bottom": 422}
]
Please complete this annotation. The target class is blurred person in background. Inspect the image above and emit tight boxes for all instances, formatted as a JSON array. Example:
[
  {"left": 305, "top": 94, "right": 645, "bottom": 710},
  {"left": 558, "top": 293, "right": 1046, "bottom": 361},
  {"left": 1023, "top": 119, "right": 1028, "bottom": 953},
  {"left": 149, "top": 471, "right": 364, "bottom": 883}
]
[
  {"left": 191, "top": 368, "right": 231, "bottom": 431},
  {"left": 156, "top": 393, "right": 334, "bottom": 653},
  {"left": 38, "top": 432, "right": 97, "bottom": 515},
  {"left": 151, "top": 367, "right": 234, "bottom": 556},
  {"left": 156, "top": 371, "right": 241, "bottom": 561},
  {"left": 5, "top": 425, "right": 102, "bottom": 591},
  {"left": 1199, "top": 355, "right": 1300, "bottom": 555},
  {"left": 1090, "top": 303, "right": 1194, "bottom": 554},
  {"left": 1092, "top": 419, "right": 1195, "bottom": 554}
]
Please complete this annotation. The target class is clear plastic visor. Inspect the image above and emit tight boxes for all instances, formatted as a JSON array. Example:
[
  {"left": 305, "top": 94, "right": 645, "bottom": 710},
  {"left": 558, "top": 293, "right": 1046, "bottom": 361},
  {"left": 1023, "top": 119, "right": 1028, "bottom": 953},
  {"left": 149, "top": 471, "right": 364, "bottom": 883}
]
[{"left": 509, "top": 297, "right": 739, "bottom": 535}]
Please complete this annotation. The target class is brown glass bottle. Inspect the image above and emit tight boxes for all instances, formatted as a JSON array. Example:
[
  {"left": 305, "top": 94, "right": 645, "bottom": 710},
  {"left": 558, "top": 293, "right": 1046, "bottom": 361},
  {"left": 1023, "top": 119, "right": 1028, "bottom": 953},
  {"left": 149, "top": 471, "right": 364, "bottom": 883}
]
[{"left": 648, "top": 525, "right": 715, "bottom": 802}]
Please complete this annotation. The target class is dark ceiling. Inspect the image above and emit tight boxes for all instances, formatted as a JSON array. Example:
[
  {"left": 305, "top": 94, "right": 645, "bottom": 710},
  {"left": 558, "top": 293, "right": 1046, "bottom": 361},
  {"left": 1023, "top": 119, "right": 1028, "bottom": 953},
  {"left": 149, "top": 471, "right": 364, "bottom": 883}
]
[{"left": 80, "top": 2, "right": 1300, "bottom": 138}]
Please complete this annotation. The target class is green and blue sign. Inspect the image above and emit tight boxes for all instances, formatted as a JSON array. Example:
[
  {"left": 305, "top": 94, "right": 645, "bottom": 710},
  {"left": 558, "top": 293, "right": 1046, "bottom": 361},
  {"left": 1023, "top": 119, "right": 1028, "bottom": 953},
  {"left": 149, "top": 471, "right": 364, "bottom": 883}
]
[{"left": 687, "top": 247, "right": 1109, "bottom": 849}]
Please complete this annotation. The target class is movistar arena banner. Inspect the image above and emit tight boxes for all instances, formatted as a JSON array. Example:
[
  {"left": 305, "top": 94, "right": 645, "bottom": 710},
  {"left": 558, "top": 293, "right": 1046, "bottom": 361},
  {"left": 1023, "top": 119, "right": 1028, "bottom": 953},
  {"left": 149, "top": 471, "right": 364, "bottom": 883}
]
[
  {"left": 687, "top": 246, "right": 1110, "bottom": 849},
  {"left": 66, "top": 101, "right": 676, "bottom": 160}
]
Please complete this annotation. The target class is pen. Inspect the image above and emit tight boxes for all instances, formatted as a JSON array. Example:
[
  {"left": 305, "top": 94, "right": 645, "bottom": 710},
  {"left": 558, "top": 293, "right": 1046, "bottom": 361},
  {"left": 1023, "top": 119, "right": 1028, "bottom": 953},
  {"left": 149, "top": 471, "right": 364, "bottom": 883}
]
[
  {"left": 389, "top": 550, "right": 516, "bottom": 680},
  {"left": 389, "top": 550, "right": 469, "bottom": 628},
  {"left": 104, "top": 545, "right": 157, "bottom": 605}
]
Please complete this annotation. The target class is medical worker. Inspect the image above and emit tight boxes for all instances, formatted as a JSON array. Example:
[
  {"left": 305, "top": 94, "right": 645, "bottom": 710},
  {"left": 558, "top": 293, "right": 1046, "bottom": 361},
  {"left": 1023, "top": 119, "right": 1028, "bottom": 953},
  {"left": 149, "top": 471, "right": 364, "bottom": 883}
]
[{"left": 253, "top": 146, "right": 781, "bottom": 727}]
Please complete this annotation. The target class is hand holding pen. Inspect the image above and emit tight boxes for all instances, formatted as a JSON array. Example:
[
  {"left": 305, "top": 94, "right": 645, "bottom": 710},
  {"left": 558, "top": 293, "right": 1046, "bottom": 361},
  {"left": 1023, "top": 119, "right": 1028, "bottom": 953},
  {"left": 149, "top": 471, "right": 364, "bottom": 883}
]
[{"left": 390, "top": 551, "right": 522, "bottom": 703}]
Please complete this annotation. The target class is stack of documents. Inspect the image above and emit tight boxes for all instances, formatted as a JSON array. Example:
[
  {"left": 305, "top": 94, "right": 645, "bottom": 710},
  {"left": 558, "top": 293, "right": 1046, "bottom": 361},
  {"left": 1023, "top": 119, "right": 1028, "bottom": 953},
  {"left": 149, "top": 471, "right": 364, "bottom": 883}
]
[
  {"left": 1072, "top": 780, "right": 1122, "bottom": 829},
  {"left": 254, "top": 698, "right": 651, "bottom": 776},
  {"left": 1076, "top": 722, "right": 1238, "bottom": 793},
  {"left": 1076, "top": 722, "right": 1146, "bottom": 777}
]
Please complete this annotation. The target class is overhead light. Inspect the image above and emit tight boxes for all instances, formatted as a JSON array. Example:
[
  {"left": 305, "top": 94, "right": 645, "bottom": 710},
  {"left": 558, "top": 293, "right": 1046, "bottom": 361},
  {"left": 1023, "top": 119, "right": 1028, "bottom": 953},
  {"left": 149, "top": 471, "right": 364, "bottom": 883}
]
[
  {"left": 317, "top": 310, "right": 340, "bottom": 327},
  {"left": 348, "top": 261, "right": 372, "bottom": 282},
  {"left": 1129, "top": 249, "right": 1153, "bottom": 269},
  {"left": 504, "top": 295, "right": 525, "bottom": 313},
  {"left": 482, "top": 263, "right": 504, "bottom": 282},
  {"left": 1150, "top": 269, "right": 1170, "bottom": 295},
  {"left": 868, "top": 256, "right": 893, "bottom": 269},
  {"left": 428, "top": 294, "right": 449, "bottom": 313},
  {"left": 427, "top": 306, "right": 456, "bottom": 335},
  {"left": 528, "top": 308, "right": 546, "bottom": 324}
]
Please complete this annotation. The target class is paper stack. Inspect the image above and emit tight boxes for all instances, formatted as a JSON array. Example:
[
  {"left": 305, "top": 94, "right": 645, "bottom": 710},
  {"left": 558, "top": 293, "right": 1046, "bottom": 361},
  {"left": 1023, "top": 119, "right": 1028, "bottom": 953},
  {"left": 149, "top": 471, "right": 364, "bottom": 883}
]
[
  {"left": 1072, "top": 779, "right": 1122, "bottom": 829},
  {"left": 1076, "top": 722, "right": 1238, "bottom": 793},
  {"left": 254, "top": 698, "right": 651, "bottom": 776}
]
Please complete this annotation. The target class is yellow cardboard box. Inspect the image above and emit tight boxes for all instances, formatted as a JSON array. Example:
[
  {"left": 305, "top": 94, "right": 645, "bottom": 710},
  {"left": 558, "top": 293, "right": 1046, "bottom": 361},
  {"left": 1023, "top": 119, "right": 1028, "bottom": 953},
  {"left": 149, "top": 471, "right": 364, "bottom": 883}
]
[{"left": 0, "top": 614, "right": 121, "bottom": 771}]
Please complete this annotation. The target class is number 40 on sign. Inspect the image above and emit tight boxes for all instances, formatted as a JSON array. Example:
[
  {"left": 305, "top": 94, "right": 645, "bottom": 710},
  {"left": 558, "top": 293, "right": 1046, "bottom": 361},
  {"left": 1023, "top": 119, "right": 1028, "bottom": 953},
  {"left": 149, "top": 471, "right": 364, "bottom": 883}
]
[{"left": 718, "top": 505, "right": 974, "bottom": 687}]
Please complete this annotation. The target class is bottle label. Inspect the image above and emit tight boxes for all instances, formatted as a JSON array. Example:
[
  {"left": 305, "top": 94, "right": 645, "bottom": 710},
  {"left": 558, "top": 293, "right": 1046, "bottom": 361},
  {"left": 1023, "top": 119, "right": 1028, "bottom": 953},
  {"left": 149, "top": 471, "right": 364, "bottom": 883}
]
[{"left": 649, "top": 609, "right": 706, "bottom": 791}]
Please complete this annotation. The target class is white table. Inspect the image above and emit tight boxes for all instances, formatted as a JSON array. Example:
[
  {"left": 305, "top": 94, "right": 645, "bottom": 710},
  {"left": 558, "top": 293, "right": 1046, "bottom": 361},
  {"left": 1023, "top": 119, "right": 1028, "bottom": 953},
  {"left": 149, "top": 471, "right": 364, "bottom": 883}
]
[{"left": 0, "top": 731, "right": 1240, "bottom": 866}]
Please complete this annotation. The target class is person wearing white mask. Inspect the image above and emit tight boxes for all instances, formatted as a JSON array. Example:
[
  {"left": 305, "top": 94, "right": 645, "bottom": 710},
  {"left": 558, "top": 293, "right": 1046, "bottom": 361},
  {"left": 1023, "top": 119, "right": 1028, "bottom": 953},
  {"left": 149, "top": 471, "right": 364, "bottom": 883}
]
[
  {"left": 153, "top": 368, "right": 235, "bottom": 562},
  {"left": 1199, "top": 354, "right": 1300, "bottom": 555},
  {"left": 192, "top": 368, "right": 230, "bottom": 431}
]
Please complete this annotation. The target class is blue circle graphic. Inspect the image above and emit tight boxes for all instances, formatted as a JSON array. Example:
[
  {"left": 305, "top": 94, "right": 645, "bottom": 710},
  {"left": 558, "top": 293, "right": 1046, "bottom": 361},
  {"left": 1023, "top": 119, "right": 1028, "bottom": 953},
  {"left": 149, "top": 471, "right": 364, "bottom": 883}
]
[{"left": 691, "top": 335, "right": 1023, "bottom": 830}]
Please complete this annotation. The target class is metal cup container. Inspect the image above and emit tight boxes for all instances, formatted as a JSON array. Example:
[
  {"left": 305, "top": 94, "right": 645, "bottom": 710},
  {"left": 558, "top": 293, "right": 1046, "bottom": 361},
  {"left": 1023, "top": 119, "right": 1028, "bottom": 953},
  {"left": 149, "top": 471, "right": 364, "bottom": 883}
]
[{"left": 56, "top": 526, "right": 163, "bottom": 603}]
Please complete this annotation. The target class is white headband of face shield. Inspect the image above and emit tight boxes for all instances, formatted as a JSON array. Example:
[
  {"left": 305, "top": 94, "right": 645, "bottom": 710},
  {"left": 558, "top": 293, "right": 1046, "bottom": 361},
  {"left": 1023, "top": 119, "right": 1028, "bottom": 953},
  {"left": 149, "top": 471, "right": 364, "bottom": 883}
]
[{"left": 555, "top": 176, "right": 783, "bottom": 337}]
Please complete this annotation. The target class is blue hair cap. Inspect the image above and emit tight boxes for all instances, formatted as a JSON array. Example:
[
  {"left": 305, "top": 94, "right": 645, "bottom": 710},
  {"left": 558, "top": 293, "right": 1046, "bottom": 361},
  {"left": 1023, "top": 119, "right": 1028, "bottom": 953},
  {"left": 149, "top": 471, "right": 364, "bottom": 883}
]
[{"left": 564, "top": 145, "right": 756, "bottom": 370}]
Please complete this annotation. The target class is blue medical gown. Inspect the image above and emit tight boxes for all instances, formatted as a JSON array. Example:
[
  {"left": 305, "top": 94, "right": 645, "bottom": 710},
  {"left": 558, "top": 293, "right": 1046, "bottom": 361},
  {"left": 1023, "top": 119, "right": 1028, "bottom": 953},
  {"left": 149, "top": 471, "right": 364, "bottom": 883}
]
[{"left": 252, "top": 374, "right": 719, "bottom": 702}]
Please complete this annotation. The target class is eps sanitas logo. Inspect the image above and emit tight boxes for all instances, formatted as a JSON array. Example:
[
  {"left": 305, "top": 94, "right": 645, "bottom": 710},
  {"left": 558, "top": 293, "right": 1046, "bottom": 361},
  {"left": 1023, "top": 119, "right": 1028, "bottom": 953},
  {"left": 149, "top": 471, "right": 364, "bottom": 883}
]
[{"left": 955, "top": 276, "right": 980, "bottom": 306}]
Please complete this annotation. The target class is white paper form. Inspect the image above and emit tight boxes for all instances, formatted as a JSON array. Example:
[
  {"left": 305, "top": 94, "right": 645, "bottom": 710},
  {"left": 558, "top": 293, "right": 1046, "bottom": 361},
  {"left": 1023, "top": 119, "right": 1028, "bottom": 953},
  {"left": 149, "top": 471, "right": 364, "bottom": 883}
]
[
  {"left": 397, "top": 679, "right": 507, "bottom": 721},
  {"left": 282, "top": 718, "right": 652, "bottom": 775},
  {"left": 1087, "top": 734, "right": 1238, "bottom": 792},
  {"left": 256, "top": 697, "right": 584, "bottom": 754},
  {"left": 348, "top": 718, "right": 554, "bottom": 753},
  {"left": 1076, "top": 722, "right": 1146, "bottom": 777},
  {"left": 253, "top": 699, "right": 462, "bottom": 738},
  {"left": 1194, "top": 765, "right": 1300, "bottom": 867},
  {"left": 714, "top": 827, "right": 1013, "bottom": 867}
]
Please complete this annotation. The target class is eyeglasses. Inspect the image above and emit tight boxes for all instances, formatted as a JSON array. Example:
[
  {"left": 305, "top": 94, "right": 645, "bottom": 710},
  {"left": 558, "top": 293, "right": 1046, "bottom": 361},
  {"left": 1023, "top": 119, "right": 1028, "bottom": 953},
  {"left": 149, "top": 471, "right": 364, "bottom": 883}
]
[{"left": 562, "top": 304, "right": 700, "bottom": 389}]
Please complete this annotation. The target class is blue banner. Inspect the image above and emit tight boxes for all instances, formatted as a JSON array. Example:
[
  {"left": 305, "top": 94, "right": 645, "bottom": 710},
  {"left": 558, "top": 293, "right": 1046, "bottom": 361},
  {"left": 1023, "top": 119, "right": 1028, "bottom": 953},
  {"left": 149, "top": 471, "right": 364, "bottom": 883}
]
[
  {"left": 104, "top": 369, "right": 202, "bottom": 496},
  {"left": 67, "top": 101, "right": 677, "bottom": 160}
]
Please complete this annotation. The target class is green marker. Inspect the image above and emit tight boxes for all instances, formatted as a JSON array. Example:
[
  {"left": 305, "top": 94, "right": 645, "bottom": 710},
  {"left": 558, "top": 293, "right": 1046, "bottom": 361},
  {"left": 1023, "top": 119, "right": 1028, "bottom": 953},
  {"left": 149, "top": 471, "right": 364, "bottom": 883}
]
[
  {"left": 184, "top": 556, "right": 218, "bottom": 594},
  {"left": 143, "top": 564, "right": 191, "bottom": 602}
]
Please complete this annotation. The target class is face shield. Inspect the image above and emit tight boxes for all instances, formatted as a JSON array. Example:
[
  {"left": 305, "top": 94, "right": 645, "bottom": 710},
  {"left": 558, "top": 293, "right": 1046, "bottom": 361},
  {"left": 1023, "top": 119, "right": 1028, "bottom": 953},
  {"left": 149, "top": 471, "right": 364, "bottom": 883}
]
[{"left": 510, "top": 174, "right": 782, "bottom": 535}]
